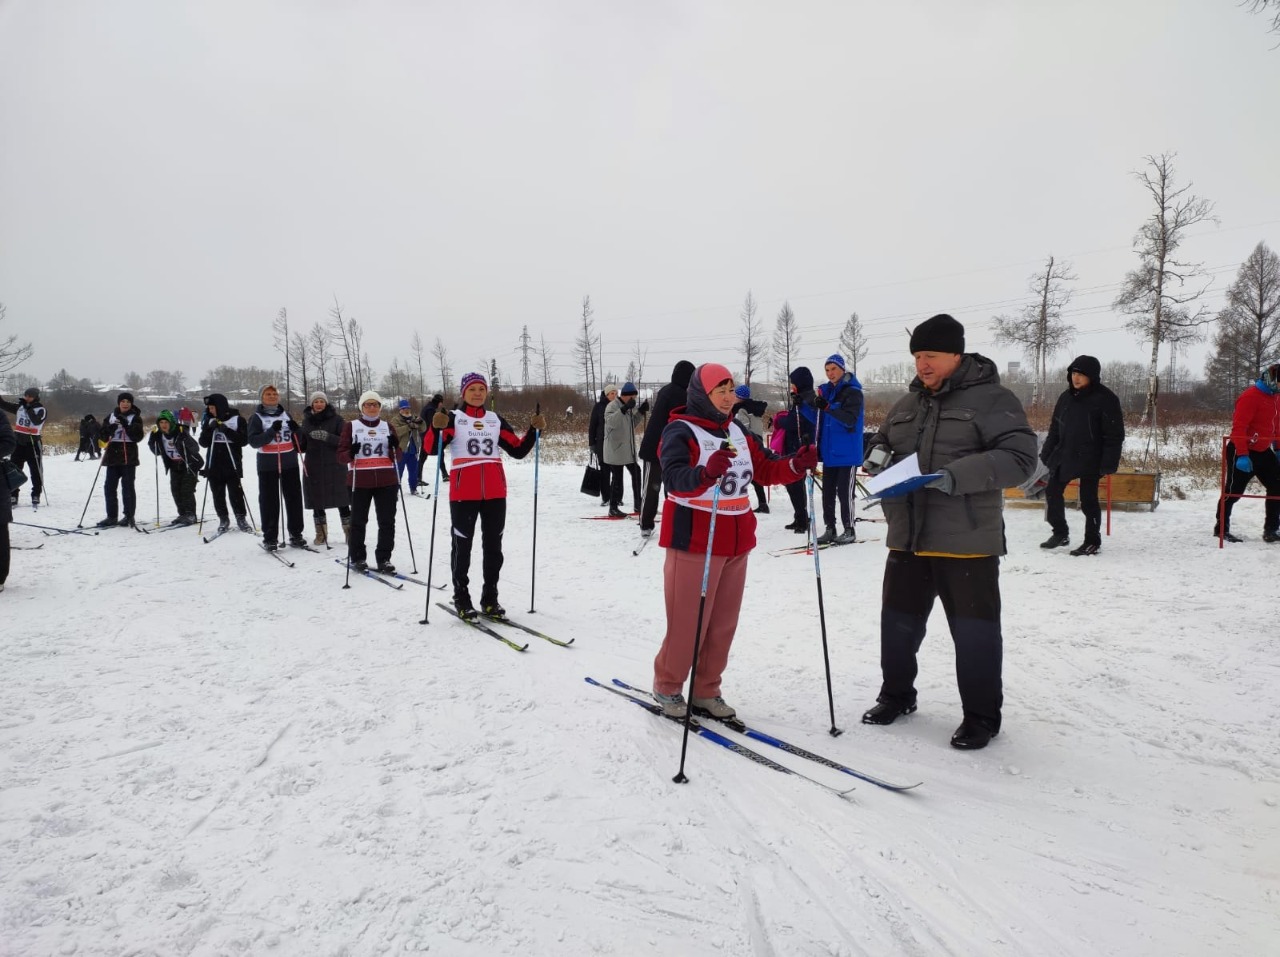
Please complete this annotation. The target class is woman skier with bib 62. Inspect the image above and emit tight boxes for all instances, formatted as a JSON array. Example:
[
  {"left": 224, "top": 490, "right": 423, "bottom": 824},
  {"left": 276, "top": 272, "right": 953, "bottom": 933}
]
[
  {"left": 427, "top": 372, "right": 546, "bottom": 619},
  {"left": 650, "top": 363, "right": 817, "bottom": 720}
]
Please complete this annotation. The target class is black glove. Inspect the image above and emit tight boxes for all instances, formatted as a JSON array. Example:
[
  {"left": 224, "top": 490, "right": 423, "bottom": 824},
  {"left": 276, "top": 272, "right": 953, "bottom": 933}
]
[
  {"left": 813, "top": 394, "right": 830, "bottom": 411},
  {"left": 272, "top": 421, "right": 283, "bottom": 434},
  {"left": 638, "top": 399, "right": 650, "bottom": 415}
]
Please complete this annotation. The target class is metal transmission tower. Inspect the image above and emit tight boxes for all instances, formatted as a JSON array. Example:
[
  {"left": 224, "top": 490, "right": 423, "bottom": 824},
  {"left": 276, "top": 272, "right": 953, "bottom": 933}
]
[{"left": 519, "top": 325, "right": 532, "bottom": 388}]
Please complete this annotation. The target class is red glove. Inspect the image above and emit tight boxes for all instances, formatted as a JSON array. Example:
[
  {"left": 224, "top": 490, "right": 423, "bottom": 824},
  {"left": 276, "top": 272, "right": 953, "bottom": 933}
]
[
  {"left": 703, "top": 448, "right": 734, "bottom": 480},
  {"left": 790, "top": 444, "right": 818, "bottom": 473}
]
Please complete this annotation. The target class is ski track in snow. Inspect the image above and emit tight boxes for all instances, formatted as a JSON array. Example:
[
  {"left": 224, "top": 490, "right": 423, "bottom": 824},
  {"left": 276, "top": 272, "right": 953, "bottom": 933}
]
[{"left": 1, "top": 450, "right": 1278, "bottom": 956}]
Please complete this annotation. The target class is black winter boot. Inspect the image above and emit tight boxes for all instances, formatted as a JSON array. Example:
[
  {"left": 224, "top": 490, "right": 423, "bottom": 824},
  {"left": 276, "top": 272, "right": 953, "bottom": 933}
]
[{"left": 1040, "top": 531, "right": 1070, "bottom": 549}]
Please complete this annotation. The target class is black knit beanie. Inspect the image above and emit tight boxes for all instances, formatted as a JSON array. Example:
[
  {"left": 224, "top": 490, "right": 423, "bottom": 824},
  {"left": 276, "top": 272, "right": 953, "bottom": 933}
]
[{"left": 909, "top": 314, "right": 965, "bottom": 354}]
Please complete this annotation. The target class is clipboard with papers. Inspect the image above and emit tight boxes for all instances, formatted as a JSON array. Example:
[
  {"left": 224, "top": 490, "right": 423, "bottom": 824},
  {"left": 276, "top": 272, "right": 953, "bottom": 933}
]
[{"left": 863, "top": 453, "right": 943, "bottom": 502}]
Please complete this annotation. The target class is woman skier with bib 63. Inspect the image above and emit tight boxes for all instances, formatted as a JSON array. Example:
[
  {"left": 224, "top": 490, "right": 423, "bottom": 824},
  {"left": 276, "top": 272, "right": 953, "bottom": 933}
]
[
  {"left": 650, "top": 363, "right": 817, "bottom": 720},
  {"left": 427, "top": 372, "right": 546, "bottom": 619}
]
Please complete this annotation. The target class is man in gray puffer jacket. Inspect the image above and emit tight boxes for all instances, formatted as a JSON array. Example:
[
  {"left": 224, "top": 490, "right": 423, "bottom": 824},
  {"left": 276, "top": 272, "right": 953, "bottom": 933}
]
[{"left": 859, "top": 313, "right": 1036, "bottom": 751}]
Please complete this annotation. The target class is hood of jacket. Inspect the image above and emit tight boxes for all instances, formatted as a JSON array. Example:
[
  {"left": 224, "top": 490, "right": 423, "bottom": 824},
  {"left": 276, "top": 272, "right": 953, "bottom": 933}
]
[
  {"left": 671, "top": 360, "right": 695, "bottom": 389},
  {"left": 204, "top": 393, "right": 232, "bottom": 419},
  {"left": 683, "top": 366, "right": 730, "bottom": 425},
  {"left": 909, "top": 353, "right": 1000, "bottom": 397},
  {"left": 1066, "top": 355, "right": 1102, "bottom": 386}
]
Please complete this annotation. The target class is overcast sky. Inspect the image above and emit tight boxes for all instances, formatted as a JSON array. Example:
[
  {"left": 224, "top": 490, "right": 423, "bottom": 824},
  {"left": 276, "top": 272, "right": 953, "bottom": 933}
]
[{"left": 1, "top": 0, "right": 1277, "bottom": 394}]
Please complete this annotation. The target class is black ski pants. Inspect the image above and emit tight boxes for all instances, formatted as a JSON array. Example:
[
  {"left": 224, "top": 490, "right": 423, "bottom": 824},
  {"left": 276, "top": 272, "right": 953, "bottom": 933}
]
[
  {"left": 0, "top": 519, "right": 9, "bottom": 586},
  {"left": 259, "top": 467, "right": 304, "bottom": 544},
  {"left": 449, "top": 498, "right": 506, "bottom": 604},
  {"left": 349, "top": 485, "right": 397, "bottom": 564},
  {"left": 167, "top": 467, "right": 198, "bottom": 518},
  {"left": 784, "top": 477, "right": 807, "bottom": 525},
  {"left": 821, "top": 464, "right": 853, "bottom": 530},
  {"left": 877, "top": 551, "right": 1003, "bottom": 731},
  {"left": 76, "top": 436, "right": 99, "bottom": 460},
  {"left": 103, "top": 465, "right": 137, "bottom": 521},
  {"left": 607, "top": 462, "right": 641, "bottom": 512},
  {"left": 1045, "top": 471, "right": 1102, "bottom": 546},
  {"left": 208, "top": 476, "right": 248, "bottom": 522},
  {"left": 10, "top": 443, "right": 42, "bottom": 499},
  {"left": 639, "top": 459, "right": 663, "bottom": 531},
  {"left": 1216, "top": 443, "right": 1280, "bottom": 534}
]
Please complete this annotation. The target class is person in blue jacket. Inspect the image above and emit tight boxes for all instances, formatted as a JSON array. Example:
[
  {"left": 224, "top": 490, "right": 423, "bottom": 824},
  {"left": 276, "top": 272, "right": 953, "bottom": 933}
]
[{"left": 798, "top": 353, "right": 865, "bottom": 544}]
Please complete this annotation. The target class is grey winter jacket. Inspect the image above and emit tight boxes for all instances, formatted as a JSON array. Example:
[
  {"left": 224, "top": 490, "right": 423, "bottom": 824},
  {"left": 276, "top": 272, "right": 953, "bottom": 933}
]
[
  {"left": 603, "top": 397, "right": 639, "bottom": 466},
  {"left": 866, "top": 354, "right": 1036, "bottom": 556}
]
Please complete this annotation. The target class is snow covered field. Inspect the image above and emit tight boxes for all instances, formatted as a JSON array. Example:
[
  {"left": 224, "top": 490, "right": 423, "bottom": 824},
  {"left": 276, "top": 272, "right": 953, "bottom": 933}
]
[{"left": 2, "top": 451, "right": 1278, "bottom": 956}]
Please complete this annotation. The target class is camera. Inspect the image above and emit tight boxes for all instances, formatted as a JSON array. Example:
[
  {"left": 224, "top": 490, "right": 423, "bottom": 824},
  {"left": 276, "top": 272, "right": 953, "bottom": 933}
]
[{"left": 863, "top": 446, "right": 892, "bottom": 475}]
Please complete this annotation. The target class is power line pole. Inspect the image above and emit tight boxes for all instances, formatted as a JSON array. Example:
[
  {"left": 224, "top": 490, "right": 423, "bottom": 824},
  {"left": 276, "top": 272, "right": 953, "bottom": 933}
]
[{"left": 520, "top": 325, "right": 532, "bottom": 388}]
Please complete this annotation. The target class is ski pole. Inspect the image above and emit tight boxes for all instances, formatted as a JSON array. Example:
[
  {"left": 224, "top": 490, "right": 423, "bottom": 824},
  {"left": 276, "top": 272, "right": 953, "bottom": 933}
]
[
  {"left": 31, "top": 438, "right": 49, "bottom": 505},
  {"left": 805, "top": 410, "right": 842, "bottom": 738},
  {"left": 673, "top": 478, "right": 722, "bottom": 785},
  {"left": 154, "top": 443, "right": 162, "bottom": 527},
  {"left": 76, "top": 446, "right": 108, "bottom": 528},
  {"left": 419, "top": 416, "right": 447, "bottom": 624},
  {"left": 342, "top": 430, "right": 357, "bottom": 590},
  {"left": 529, "top": 403, "right": 540, "bottom": 613},
  {"left": 395, "top": 445, "right": 419, "bottom": 574}
]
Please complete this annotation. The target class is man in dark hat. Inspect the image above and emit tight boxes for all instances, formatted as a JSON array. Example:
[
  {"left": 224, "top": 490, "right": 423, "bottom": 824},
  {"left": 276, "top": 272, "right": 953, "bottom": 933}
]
[
  {"left": 1039, "top": 356, "right": 1125, "bottom": 555},
  {"left": 859, "top": 314, "right": 1037, "bottom": 750},
  {"left": 0, "top": 387, "right": 47, "bottom": 508}
]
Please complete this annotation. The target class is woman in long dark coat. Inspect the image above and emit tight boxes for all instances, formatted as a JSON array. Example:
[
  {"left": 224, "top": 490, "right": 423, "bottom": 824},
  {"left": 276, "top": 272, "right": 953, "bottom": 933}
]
[{"left": 301, "top": 392, "right": 352, "bottom": 544}]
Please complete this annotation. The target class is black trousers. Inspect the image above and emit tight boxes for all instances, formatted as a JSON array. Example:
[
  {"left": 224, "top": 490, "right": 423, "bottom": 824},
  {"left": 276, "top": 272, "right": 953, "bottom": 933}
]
[
  {"left": 167, "top": 468, "right": 198, "bottom": 517},
  {"left": 259, "top": 468, "right": 304, "bottom": 543},
  {"left": 10, "top": 444, "right": 42, "bottom": 498},
  {"left": 785, "top": 478, "right": 807, "bottom": 524},
  {"left": 821, "top": 465, "right": 853, "bottom": 529},
  {"left": 639, "top": 460, "right": 663, "bottom": 531},
  {"left": 607, "top": 462, "right": 641, "bottom": 511},
  {"left": 1045, "top": 472, "right": 1102, "bottom": 545},
  {"left": 1216, "top": 443, "right": 1280, "bottom": 533},
  {"left": 878, "top": 551, "right": 1004, "bottom": 729},
  {"left": 208, "top": 476, "right": 248, "bottom": 521},
  {"left": 450, "top": 498, "right": 506, "bottom": 603},
  {"left": 349, "top": 485, "right": 397, "bottom": 564},
  {"left": 76, "top": 437, "right": 99, "bottom": 460},
  {"left": 104, "top": 465, "right": 137, "bottom": 520},
  {"left": 0, "top": 519, "right": 9, "bottom": 585}
]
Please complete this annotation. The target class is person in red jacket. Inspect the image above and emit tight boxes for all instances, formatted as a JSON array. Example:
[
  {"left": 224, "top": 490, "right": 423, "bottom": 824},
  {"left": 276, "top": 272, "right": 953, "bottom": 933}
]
[
  {"left": 427, "top": 372, "right": 547, "bottom": 619},
  {"left": 651, "top": 363, "right": 818, "bottom": 719},
  {"left": 1214, "top": 363, "right": 1280, "bottom": 543},
  {"left": 338, "top": 390, "right": 402, "bottom": 573}
]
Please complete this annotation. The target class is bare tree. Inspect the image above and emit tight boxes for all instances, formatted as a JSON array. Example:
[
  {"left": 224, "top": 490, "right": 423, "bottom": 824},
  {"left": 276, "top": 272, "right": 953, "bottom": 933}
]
[
  {"left": 630, "top": 340, "right": 648, "bottom": 386},
  {"left": 538, "top": 333, "right": 555, "bottom": 387},
  {"left": 431, "top": 337, "right": 453, "bottom": 401},
  {"left": 306, "top": 322, "right": 330, "bottom": 394},
  {"left": 328, "top": 298, "right": 362, "bottom": 403},
  {"left": 122, "top": 370, "right": 146, "bottom": 391},
  {"left": 1244, "top": 0, "right": 1280, "bottom": 33},
  {"left": 992, "top": 256, "right": 1077, "bottom": 407},
  {"left": 739, "top": 290, "right": 764, "bottom": 384},
  {"left": 272, "top": 307, "right": 293, "bottom": 414},
  {"left": 838, "top": 311, "right": 869, "bottom": 377},
  {"left": 409, "top": 331, "right": 428, "bottom": 397},
  {"left": 0, "top": 303, "right": 34, "bottom": 375},
  {"left": 1203, "top": 241, "right": 1280, "bottom": 405},
  {"left": 146, "top": 369, "right": 185, "bottom": 394},
  {"left": 289, "top": 331, "right": 310, "bottom": 404},
  {"left": 380, "top": 358, "right": 414, "bottom": 397},
  {"left": 1113, "top": 152, "right": 1218, "bottom": 425},
  {"left": 572, "top": 295, "right": 601, "bottom": 394},
  {"left": 771, "top": 301, "right": 801, "bottom": 393}
]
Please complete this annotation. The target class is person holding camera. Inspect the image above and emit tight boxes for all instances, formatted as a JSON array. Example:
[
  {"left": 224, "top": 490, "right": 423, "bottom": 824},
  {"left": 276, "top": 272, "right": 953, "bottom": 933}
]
[{"left": 859, "top": 314, "right": 1036, "bottom": 750}]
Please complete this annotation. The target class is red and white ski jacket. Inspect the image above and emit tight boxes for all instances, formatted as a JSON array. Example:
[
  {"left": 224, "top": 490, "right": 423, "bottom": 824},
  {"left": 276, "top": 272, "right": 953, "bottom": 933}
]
[{"left": 424, "top": 405, "right": 536, "bottom": 501}]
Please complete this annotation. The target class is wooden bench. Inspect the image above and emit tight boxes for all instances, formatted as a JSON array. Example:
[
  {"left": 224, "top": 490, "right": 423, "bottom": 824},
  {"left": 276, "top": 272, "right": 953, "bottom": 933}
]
[{"left": 1004, "top": 470, "right": 1161, "bottom": 512}]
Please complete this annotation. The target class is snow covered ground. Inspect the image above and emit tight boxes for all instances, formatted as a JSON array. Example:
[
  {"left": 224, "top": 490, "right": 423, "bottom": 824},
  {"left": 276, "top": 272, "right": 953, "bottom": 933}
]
[{"left": 2, "top": 449, "right": 1278, "bottom": 956}]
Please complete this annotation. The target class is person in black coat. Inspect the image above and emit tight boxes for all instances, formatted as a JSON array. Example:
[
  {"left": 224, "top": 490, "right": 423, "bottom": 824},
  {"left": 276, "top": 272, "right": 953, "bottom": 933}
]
[
  {"left": 773, "top": 366, "right": 818, "bottom": 533},
  {"left": 637, "top": 360, "right": 695, "bottom": 533},
  {"left": 198, "top": 392, "right": 251, "bottom": 532},
  {"left": 1038, "top": 355, "right": 1125, "bottom": 556},
  {"left": 588, "top": 385, "right": 617, "bottom": 507},
  {"left": 147, "top": 410, "right": 203, "bottom": 525},
  {"left": 77, "top": 414, "right": 100, "bottom": 460},
  {"left": 0, "top": 388, "right": 47, "bottom": 506},
  {"left": 417, "top": 393, "right": 449, "bottom": 484},
  {"left": 97, "top": 392, "right": 146, "bottom": 527},
  {"left": 0, "top": 409, "right": 14, "bottom": 590},
  {"left": 302, "top": 391, "right": 352, "bottom": 545}
]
